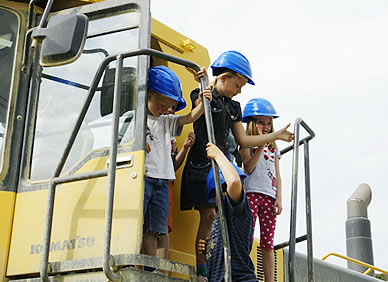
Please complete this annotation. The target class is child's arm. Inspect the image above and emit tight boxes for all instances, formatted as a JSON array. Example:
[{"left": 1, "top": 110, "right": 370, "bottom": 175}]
[
  {"left": 186, "top": 66, "right": 209, "bottom": 83},
  {"left": 240, "top": 146, "right": 264, "bottom": 174},
  {"left": 186, "top": 67, "right": 209, "bottom": 107},
  {"left": 174, "top": 132, "right": 195, "bottom": 171},
  {"left": 206, "top": 143, "right": 242, "bottom": 203},
  {"left": 146, "top": 143, "right": 151, "bottom": 153},
  {"left": 232, "top": 121, "right": 294, "bottom": 148},
  {"left": 197, "top": 237, "right": 209, "bottom": 255},
  {"left": 274, "top": 158, "right": 283, "bottom": 215},
  {"left": 178, "top": 87, "right": 212, "bottom": 126}
]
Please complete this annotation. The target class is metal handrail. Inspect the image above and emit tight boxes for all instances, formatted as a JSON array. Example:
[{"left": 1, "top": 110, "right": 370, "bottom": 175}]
[
  {"left": 101, "top": 54, "right": 123, "bottom": 282},
  {"left": 200, "top": 75, "right": 232, "bottom": 282},
  {"left": 30, "top": 0, "right": 54, "bottom": 49},
  {"left": 274, "top": 235, "right": 307, "bottom": 251},
  {"left": 321, "top": 252, "right": 388, "bottom": 276},
  {"left": 286, "top": 118, "right": 315, "bottom": 282},
  {"left": 38, "top": 48, "right": 229, "bottom": 281}
]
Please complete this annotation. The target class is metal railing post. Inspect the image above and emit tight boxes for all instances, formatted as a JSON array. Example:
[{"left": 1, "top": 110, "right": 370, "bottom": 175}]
[
  {"left": 200, "top": 76, "right": 232, "bottom": 282},
  {"left": 286, "top": 118, "right": 315, "bottom": 282},
  {"left": 102, "top": 54, "right": 123, "bottom": 282},
  {"left": 288, "top": 121, "right": 300, "bottom": 282},
  {"left": 304, "top": 140, "right": 314, "bottom": 282}
]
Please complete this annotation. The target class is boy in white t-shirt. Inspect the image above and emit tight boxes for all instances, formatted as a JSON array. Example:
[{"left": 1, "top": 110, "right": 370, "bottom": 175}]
[{"left": 142, "top": 66, "right": 211, "bottom": 262}]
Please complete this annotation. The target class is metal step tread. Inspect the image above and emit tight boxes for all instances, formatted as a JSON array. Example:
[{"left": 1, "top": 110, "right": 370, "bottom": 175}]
[
  {"left": 9, "top": 267, "right": 192, "bottom": 281},
  {"left": 8, "top": 253, "right": 195, "bottom": 281}
]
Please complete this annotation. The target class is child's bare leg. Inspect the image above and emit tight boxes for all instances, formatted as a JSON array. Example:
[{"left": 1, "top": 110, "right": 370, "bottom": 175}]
[
  {"left": 262, "top": 247, "right": 275, "bottom": 282},
  {"left": 156, "top": 234, "right": 169, "bottom": 259},
  {"left": 196, "top": 207, "right": 216, "bottom": 264},
  {"left": 143, "top": 230, "right": 159, "bottom": 257},
  {"left": 135, "top": 239, "right": 145, "bottom": 270},
  {"left": 156, "top": 234, "right": 169, "bottom": 274}
]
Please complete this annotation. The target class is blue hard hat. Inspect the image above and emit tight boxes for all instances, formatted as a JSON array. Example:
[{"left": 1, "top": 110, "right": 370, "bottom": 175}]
[
  {"left": 148, "top": 66, "right": 186, "bottom": 111},
  {"left": 207, "top": 162, "right": 247, "bottom": 201},
  {"left": 242, "top": 98, "right": 279, "bottom": 122},
  {"left": 211, "top": 50, "right": 255, "bottom": 85}
]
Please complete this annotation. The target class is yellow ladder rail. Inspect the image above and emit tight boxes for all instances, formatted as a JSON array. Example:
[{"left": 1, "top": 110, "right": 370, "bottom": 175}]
[{"left": 321, "top": 252, "right": 388, "bottom": 275}]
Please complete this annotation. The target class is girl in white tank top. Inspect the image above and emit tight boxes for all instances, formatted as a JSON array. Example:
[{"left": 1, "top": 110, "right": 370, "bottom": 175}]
[{"left": 240, "top": 98, "right": 285, "bottom": 282}]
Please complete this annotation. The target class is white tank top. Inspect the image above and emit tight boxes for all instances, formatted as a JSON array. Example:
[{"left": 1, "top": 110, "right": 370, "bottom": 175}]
[{"left": 243, "top": 145, "right": 281, "bottom": 199}]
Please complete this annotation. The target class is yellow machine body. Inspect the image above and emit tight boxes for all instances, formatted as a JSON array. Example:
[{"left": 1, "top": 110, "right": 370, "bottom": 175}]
[
  {"left": 7, "top": 151, "right": 145, "bottom": 276},
  {"left": 0, "top": 1, "right": 286, "bottom": 281}
]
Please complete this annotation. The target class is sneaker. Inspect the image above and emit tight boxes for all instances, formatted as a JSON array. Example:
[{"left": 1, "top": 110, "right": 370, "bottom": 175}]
[
  {"left": 152, "top": 269, "right": 165, "bottom": 276},
  {"left": 197, "top": 275, "right": 208, "bottom": 282}
]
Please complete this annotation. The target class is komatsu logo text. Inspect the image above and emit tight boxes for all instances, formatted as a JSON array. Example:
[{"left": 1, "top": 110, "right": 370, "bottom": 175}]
[{"left": 30, "top": 236, "right": 95, "bottom": 255}]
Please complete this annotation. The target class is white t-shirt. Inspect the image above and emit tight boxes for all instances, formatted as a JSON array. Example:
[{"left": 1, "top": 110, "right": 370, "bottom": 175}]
[
  {"left": 244, "top": 145, "right": 281, "bottom": 199},
  {"left": 145, "top": 114, "right": 182, "bottom": 180}
]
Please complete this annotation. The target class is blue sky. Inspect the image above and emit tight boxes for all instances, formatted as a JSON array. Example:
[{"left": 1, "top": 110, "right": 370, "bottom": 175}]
[{"left": 151, "top": 0, "right": 388, "bottom": 272}]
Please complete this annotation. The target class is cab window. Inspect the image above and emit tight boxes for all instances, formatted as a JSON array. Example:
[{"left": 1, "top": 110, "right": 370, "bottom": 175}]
[
  {"left": 0, "top": 8, "right": 19, "bottom": 166},
  {"left": 30, "top": 12, "right": 140, "bottom": 181}
]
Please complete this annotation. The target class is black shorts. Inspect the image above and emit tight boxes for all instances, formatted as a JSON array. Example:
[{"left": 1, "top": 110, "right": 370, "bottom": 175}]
[{"left": 180, "top": 161, "right": 216, "bottom": 210}]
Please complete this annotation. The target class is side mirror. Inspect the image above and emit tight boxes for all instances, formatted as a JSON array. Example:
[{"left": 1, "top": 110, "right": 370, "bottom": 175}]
[{"left": 32, "top": 14, "right": 89, "bottom": 67}]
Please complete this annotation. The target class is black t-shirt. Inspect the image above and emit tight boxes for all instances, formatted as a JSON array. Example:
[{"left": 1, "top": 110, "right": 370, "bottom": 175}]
[{"left": 187, "top": 87, "right": 242, "bottom": 167}]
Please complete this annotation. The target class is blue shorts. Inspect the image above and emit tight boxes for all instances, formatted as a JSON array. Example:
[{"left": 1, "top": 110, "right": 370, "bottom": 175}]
[{"left": 143, "top": 177, "right": 169, "bottom": 235}]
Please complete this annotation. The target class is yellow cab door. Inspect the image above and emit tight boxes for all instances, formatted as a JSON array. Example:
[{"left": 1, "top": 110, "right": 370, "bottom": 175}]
[
  {"left": 6, "top": 0, "right": 151, "bottom": 279},
  {"left": 0, "top": 2, "right": 29, "bottom": 280}
]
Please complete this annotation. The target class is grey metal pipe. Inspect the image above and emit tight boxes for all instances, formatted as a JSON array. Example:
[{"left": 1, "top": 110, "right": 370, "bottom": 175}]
[
  {"left": 28, "top": 0, "right": 40, "bottom": 29},
  {"left": 30, "top": 0, "right": 54, "bottom": 48},
  {"left": 288, "top": 118, "right": 315, "bottom": 282},
  {"left": 39, "top": 179, "right": 56, "bottom": 282},
  {"left": 347, "top": 183, "right": 371, "bottom": 218},
  {"left": 22, "top": 0, "right": 41, "bottom": 69},
  {"left": 36, "top": 1, "right": 63, "bottom": 279},
  {"left": 38, "top": 51, "right": 133, "bottom": 281},
  {"left": 280, "top": 135, "right": 314, "bottom": 155},
  {"left": 288, "top": 120, "right": 301, "bottom": 282},
  {"left": 40, "top": 47, "right": 110, "bottom": 282},
  {"left": 346, "top": 183, "right": 374, "bottom": 276},
  {"left": 304, "top": 140, "right": 314, "bottom": 282},
  {"left": 102, "top": 54, "right": 123, "bottom": 282},
  {"left": 200, "top": 77, "right": 231, "bottom": 282}
]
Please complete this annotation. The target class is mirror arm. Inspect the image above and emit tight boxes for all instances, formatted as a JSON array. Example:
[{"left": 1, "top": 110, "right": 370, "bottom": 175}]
[{"left": 31, "top": 0, "right": 55, "bottom": 48}]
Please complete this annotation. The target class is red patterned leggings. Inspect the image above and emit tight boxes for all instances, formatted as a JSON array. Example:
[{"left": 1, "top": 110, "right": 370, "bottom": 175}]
[{"left": 247, "top": 192, "right": 277, "bottom": 249}]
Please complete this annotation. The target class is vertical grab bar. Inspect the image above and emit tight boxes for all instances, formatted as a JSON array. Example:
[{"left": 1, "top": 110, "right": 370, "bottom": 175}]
[
  {"left": 200, "top": 77, "right": 232, "bottom": 282},
  {"left": 304, "top": 139, "right": 314, "bottom": 282},
  {"left": 39, "top": 45, "right": 109, "bottom": 282},
  {"left": 288, "top": 118, "right": 315, "bottom": 282},
  {"left": 102, "top": 54, "right": 123, "bottom": 282}
]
